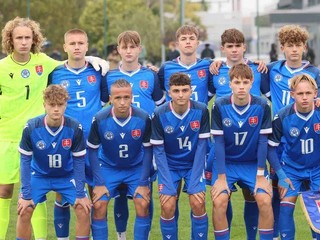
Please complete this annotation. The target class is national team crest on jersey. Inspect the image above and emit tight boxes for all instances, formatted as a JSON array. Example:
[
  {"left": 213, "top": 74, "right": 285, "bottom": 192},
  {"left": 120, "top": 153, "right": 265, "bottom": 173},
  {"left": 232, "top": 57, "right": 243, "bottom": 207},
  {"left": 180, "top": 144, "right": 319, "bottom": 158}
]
[
  {"left": 62, "top": 139, "right": 72, "bottom": 149},
  {"left": 140, "top": 80, "right": 148, "bottom": 90},
  {"left": 36, "top": 140, "right": 46, "bottom": 150},
  {"left": 60, "top": 80, "right": 70, "bottom": 89},
  {"left": 190, "top": 120, "right": 200, "bottom": 131},
  {"left": 87, "top": 75, "right": 96, "bottom": 85},
  {"left": 21, "top": 69, "right": 30, "bottom": 78},
  {"left": 314, "top": 123, "right": 320, "bottom": 134},
  {"left": 289, "top": 127, "right": 300, "bottom": 137},
  {"left": 218, "top": 77, "right": 227, "bottom": 86},
  {"left": 164, "top": 125, "right": 174, "bottom": 134},
  {"left": 35, "top": 65, "right": 43, "bottom": 76},
  {"left": 104, "top": 131, "right": 114, "bottom": 140},
  {"left": 274, "top": 74, "right": 282, "bottom": 82},
  {"left": 131, "top": 129, "right": 141, "bottom": 140},
  {"left": 197, "top": 69, "right": 206, "bottom": 79},
  {"left": 222, "top": 118, "right": 232, "bottom": 127},
  {"left": 249, "top": 116, "right": 258, "bottom": 127}
]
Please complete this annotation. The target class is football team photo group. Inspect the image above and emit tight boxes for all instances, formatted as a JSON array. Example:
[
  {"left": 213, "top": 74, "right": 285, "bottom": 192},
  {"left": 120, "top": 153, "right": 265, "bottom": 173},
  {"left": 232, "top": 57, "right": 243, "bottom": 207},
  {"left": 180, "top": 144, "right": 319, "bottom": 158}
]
[{"left": 0, "top": 15, "right": 320, "bottom": 240}]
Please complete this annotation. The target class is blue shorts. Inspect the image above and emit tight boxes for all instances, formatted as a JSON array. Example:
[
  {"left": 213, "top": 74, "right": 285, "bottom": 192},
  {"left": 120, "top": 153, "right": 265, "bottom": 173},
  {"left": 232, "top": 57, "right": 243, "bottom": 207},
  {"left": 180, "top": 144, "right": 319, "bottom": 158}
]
[
  {"left": 158, "top": 168, "right": 206, "bottom": 195},
  {"left": 28, "top": 175, "right": 83, "bottom": 206},
  {"left": 98, "top": 165, "right": 146, "bottom": 201},
  {"left": 212, "top": 162, "right": 268, "bottom": 194},
  {"left": 283, "top": 164, "right": 320, "bottom": 198}
]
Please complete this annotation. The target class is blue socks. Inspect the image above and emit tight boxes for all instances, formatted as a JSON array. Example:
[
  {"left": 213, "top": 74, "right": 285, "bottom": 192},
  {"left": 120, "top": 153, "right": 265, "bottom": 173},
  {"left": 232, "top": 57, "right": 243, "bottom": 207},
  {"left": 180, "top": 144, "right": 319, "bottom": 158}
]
[
  {"left": 92, "top": 217, "right": 108, "bottom": 240},
  {"left": 134, "top": 215, "right": 150, "bottom": 240},
  {"left": 279, "top": 201, "right": 295, "bottom": 239},
  {"left": 54, "top": 201, "right": 70, "bottom": 238},
  {"left": 160, "top": 216, "right": 177, "bottom": 240},
  {"left": 244, "top": 201, "right": 258, "bottom": 240}
]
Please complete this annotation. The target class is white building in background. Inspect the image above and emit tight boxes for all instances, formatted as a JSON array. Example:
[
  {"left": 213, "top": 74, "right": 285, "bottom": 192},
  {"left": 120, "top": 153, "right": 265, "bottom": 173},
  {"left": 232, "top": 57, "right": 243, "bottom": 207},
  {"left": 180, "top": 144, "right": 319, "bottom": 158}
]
[{"left": 197, "top": 0, "right": 320, "bottom": 65}]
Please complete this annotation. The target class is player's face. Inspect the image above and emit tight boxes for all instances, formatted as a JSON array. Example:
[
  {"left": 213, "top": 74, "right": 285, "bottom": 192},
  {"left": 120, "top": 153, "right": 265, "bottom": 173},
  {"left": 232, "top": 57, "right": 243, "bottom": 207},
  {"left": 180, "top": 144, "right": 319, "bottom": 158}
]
[
  {"left": 12, "top": 26, "right": 33, "bottom": 57},
  {"left": 63, "top": 33, "right": 88, "bottom": 61},
  {"left": 44, "top": 101, "right": 67, "bottom": 126},
  {"left": 280, "top": 42, "right": 306, "bottom": 64},
  {"left": 229, "top": 77, "right": 252, "bottom": 104},
  {"left": 169, "top": 85, "right": 192, "bottom": 108},
  {"left": 291, "top": 81, "right": 317, "bottom": 113},
  {"left": 117, "top": 42, "right": 141, "bottom": 64},
  {"left": 176, "top": 33, "right": 199, "bottom": 57},
  {"left": 110, "top": 86, "right": 132, "bottom": 118},
  {"left": 221, "top": 43, "right": 246, "bottom": 63}
]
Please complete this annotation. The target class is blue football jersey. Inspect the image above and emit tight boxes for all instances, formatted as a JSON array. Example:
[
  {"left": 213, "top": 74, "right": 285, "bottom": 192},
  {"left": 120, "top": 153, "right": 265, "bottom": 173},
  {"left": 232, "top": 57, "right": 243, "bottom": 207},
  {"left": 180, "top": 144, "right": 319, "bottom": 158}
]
[
  {"left": 266, "top": 60, "right": 320, "bottom": 115},
  {"left": 106, "top": 66, "right": 165, "bottom": 116},
  {"left": 211, "top": 59, "right": 269, "bottom": 98},
  {"left": 49, "top": 63, "right": 107, "bottom": 139},
  {"left": 150, "top": 100, "right": 210, "bottom": 170},
  {"left": 87, "top": 105, "right": 151, "bottom": 168},
  {"left": 158, "top": 58, "right": 214, "bottom": 104},
  {"left": 18, "top": 115, "right": 86, "bottom": 177},
  {"left": 211, "top": 95, "right": 272, "bottom": 163},
  {"left": 268, "top": 104, "right": 320, "bottom": 170}
]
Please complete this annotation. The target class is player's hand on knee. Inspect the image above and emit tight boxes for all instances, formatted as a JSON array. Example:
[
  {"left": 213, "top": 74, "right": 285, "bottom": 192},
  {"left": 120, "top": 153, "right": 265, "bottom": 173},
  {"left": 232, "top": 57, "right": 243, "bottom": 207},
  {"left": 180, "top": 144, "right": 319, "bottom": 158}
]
[
  {"left": 159, "top": 194, "right": 175, "bottom": 206},
  {"left": 92, "top": 185, "right": 109, "bottom": 203},
  {"left": 192, "top": 191, "right": 206, "bottom": 204},
  {"left": 17, "top": 198, "right": 35, "bottom": 216},
  {"left": 134, "top": 186, "right": 150, "bottom": 203},
  {"left": 278, "top": 178, "right": 294, "bottom": 199},
  {"left": 210, "top": 178, "right": 230, "bottom": 201},
  {"left": 254, "top": 175, "right": 272, "bottom": 197},
  {"left": 74, "top": 197, "right": 92, "bottom": 214},
  {"left": 209, "top": 60, "right": 222, "bottom": 75}
]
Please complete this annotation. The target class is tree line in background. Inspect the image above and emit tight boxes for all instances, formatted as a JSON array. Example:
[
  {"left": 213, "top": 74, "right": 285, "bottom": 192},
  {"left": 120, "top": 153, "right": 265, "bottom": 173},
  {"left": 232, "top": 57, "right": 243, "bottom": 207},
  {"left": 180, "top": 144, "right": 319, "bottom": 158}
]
[{"left": 0, "top": 0, "right": 209, "bottom": 64}]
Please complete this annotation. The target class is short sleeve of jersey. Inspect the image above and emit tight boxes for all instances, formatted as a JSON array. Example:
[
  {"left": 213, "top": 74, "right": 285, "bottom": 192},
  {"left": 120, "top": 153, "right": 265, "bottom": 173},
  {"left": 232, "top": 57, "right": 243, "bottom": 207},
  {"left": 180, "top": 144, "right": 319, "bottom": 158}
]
[
  {"left": 18, "top": 122, "right": 34, "bottom": 156},
  {"left": 87, "top": 116, "right": 101, "bottom": 149},
  {"left": 150, "top": 108, "right": 164, "bottom": 145},
  {"left": 268, "top": 110, "right": 285, "bottom": 147},
  {"left": 71, "top": 121, "right": 86, "bottom": 156},
  {"left": 210, "top": 98, "right": 224, "bottom": 135},
  {"left": 261, "top": 100, "right": 272, "bottom": 134},
  {"left": 200, "top": 106, "right": 210, "bottom": 138}
]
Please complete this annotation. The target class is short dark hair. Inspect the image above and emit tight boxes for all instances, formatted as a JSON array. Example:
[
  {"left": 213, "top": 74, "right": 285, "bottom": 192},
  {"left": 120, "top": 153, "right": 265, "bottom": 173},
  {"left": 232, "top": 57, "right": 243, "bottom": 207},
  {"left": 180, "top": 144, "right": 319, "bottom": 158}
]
[{"left": 169, "top": 72, "right": 191, "bottom": 87}]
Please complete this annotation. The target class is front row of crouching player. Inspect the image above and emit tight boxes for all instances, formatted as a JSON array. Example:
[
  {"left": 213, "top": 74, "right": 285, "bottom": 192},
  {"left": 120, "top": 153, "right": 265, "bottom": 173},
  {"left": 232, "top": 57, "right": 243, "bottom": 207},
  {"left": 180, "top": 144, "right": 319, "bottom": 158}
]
[{"left": 16, "top": 65, "right": 319, "bottom": 240}]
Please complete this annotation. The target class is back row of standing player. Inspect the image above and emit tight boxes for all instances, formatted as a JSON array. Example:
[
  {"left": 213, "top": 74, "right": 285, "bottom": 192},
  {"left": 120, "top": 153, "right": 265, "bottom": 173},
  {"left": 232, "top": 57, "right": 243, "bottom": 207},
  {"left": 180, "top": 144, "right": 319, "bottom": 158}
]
[{"left": 1, "top": 16, "right": 320, "bottom": 240}]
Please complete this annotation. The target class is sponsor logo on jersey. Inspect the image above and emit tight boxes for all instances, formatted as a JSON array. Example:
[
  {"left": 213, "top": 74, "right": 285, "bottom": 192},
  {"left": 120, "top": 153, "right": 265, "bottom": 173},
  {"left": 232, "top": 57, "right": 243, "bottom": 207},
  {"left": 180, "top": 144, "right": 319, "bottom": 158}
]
[
  {"left": 131, "top": 129, "right": 141, "bottom": 139},
  {"left": 197, "top": 69, "right": 206, "bottom": 78},
  {"left": 87, "top": 75, "right": 96, "bottom": 85},
  {"left": 36, "top": 140, "right": 46, "bottom": 150},
  {"left": 164, "top": 125, "right": 174, "bottom": 134},
  {"left": 21, "top": 69, "right": 30, "bottom": 78},
  {"left": 222, "top": 118, "right": 232, "bottom": 127},
  {"left": 140, "top": 80, "right": 148, "bottom": 90},
  {"left": 190, "top": 120, "right": 200, "bottom": 131},
  {"left": 62, "top": 139, "right": 72, "bottom": 149},
  {"left": 289, "top": 127, "right": 300, "bottom": 137},
  {"left": 158, "top": 183, "right": 164, "bottom": 192},
  {"left": 218, "top": 77, "right": 227, "bottom": 86},
  {"left": 9, "top": 73, "right": 14, "bottom": 79},
  {"left": 249, "top": 116, "right": 258, "bottom": 127},
  {"left": 35, "top": 65, "right": 43, "bottom": 76},
  {"left": 314, "top": 123, "right": 320, "bottom": 134},
  {"left": 104, "top": 131, "right": 114, "bottom": 140}
]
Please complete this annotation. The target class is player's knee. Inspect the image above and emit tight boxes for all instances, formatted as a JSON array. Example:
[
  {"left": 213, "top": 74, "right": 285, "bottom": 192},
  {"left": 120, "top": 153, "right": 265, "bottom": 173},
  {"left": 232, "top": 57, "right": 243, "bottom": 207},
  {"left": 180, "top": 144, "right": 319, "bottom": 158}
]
[
  {"left": 212, "top": 195, "right": 228, "bottom": 211},
  {"left": 190, "top": 198, "right": 206, "bottom": 214},
  {"left": 20, "top": 206, "right": 34, "bottom": 221},
  {"left": 92, "top": 200, "right": 108, "bottom": 218},
  {"left": 256, "top": 194, "right": 272, "bottom": 210},
  {"left": 0, "top": 184, "right": 14, "bottom": 198},
  {"left": 135, "top": 199, "right": 149, "bottom": 217},
  {"left": 161, "top": 200, "right": 176, "bottom": 218}
]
